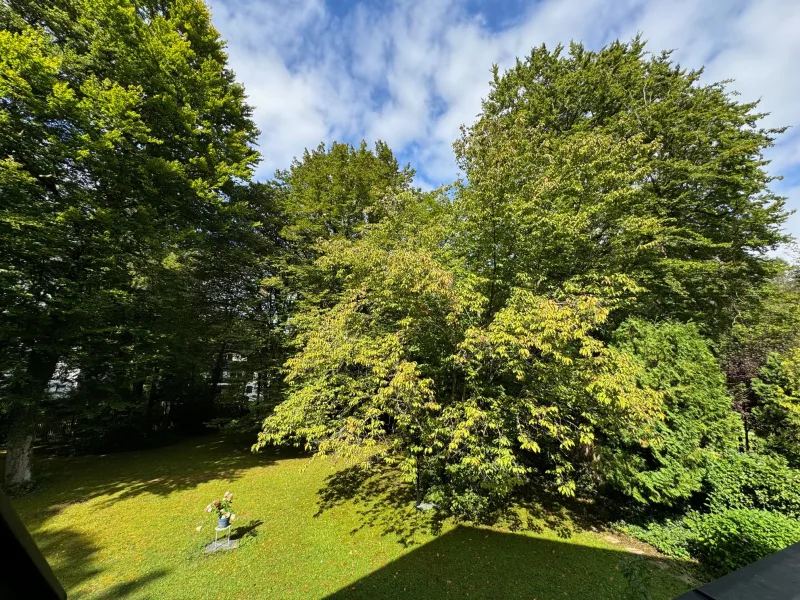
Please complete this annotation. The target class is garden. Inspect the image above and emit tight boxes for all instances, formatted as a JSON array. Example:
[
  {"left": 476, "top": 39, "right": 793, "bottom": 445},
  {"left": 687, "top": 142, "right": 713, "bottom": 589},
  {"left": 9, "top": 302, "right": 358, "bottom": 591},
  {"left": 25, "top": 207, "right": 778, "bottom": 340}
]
[
  {"left": 3, "top": 2, "right": 800, "bottom": 598},
  {"left": 7, "top": 435, "right": 693, "bottom": 599}
]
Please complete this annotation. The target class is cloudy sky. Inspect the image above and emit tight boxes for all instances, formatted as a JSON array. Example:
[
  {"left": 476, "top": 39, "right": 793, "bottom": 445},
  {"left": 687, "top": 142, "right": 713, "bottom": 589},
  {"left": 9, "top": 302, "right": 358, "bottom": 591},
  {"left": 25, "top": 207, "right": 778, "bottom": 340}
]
[{"left": 207, "top": 0, "right": 800, "bottom": 241}]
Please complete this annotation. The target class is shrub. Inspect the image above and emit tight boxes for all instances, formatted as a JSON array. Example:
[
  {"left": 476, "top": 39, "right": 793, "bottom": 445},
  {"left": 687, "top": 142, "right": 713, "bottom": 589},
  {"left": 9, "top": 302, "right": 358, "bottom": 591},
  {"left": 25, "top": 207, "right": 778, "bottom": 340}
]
[
  {"left": 617, "top": 519, "right": 693, "bottom": 559},
  {"left": 752, "top": 349, "right": 800, "bottom": 467},
  {"left": 603, "top": 320, "right": 739, "bottom": 505},
  {"left": 619, "top": 557, "right": 654, "bottom": 600},
  {"left": 685, "top": 509, "right": 800, "bottom": 576},
  {"left": 620, "top": 505, "right": 800, "bottom": 577},
  {"left": 705, "top": 451, "right": 800, "bottom": 518}
]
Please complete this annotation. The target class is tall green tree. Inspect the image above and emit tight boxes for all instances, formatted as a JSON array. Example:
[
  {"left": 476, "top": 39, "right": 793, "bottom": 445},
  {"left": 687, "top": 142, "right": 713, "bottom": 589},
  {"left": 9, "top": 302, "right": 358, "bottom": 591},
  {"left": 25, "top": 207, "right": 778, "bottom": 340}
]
[
  {"left": 276, "top": 140, "right": 415, "bottom": 308},
  {"left": 279, "top": 140, "right": 414, "bottom": 248},
  {"left": 720, "top": 266, "right": 800, "bottom": 449},
  {"left": 257, "top": 37, "right": 788, "bottom": 518},
  {"left": 0, "top": 0, "right": 259, "bottom": 485},
  {"left": 257, "top": 188, "right": 665, "bottom": 514},
  {"left": 453, "top": 37, "right": 788, "bottom": 333}
]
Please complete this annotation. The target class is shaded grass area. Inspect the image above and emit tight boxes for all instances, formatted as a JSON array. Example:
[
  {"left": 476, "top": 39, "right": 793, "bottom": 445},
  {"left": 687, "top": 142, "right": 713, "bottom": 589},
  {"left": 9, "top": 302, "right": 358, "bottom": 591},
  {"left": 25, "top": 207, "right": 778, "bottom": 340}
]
[
  {"left": 6, "top": 436, "right": 694, "bottom": 599},
  {"left": 326, "top": 525, "right": 665, "bottom": 600}
]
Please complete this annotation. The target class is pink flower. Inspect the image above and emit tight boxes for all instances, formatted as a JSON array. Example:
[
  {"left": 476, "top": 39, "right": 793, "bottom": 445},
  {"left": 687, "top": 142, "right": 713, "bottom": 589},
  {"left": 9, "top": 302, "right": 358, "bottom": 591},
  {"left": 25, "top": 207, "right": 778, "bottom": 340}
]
[{"left": 205, "top": 492, "right": 236, "bottom": 516}]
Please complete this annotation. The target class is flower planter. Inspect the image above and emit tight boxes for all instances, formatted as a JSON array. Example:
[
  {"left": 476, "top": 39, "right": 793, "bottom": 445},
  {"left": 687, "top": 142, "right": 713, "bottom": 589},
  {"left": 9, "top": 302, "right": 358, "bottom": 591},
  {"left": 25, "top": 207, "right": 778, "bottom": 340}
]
[{"left": 206, "top": 492, "right": 234, "bottom": 530}]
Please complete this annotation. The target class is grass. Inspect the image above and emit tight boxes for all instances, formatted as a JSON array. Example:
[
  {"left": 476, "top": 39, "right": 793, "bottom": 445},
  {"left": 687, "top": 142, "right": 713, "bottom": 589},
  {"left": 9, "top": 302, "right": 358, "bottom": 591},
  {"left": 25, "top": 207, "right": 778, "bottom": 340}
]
[{"left": 8, "top": 435, "right": 694, "bottom": 599}]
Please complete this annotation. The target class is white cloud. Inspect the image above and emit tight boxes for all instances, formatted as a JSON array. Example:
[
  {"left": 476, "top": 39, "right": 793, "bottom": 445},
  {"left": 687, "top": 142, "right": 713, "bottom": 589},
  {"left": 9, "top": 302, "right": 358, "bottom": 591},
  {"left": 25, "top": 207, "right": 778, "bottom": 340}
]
[
  {"left": 207, "top": 0, "right": 800, "bottom": 237},
  {"left": 621, "top": 0, "right": 800, "bottom": 194}
]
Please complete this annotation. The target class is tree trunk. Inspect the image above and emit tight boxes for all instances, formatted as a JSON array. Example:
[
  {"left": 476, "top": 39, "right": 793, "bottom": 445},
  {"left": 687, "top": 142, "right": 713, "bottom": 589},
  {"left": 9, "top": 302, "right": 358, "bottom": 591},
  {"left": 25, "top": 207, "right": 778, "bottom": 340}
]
[
  {"left": 743, "top": 414, "right": 751, "bottom": 453},
  {"left": 5, "top": 431, "right": 34, "bottom": 488},
  {"left": 4, "top": 348, "right": 59, "bottom": 488},
  {"left": 146, "top": 372, "right": 162, "bottom": 432},
  {"left": 415, "top": 455, "right": 423, "bottom": 506}
]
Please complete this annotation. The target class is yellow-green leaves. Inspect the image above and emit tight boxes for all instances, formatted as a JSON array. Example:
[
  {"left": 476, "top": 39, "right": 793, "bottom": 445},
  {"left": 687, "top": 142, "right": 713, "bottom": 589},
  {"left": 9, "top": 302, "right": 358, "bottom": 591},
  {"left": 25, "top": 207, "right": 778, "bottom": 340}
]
[
  {"left": 446, "top": 286, "right": 670, "bottom": 499},
  {"left": 753, "top": 346, "right": 800, "bottom": 467},
  {"left": 259, "top": 222, "right": 460, "bottom": 463},
  {"left": 252, "top": 36, "right": 783, "bottom": 517},
  {"left": 259, "top": 180, "right": 673, "bottom": 505}
]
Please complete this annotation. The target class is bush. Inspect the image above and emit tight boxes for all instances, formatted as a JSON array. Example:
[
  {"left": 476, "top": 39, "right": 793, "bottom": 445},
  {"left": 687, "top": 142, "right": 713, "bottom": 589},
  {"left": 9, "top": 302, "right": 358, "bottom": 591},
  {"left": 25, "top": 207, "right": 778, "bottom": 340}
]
[
  {"left": 751, "top": 349, "right": 800, "bottom": 467},
  {"left": 619, "top": 557, "right": 654, "bottom": 600},
  {"left": 620, "top": 506, "right": 800, "bottom": 577},
  {"left": 617, "top": 519, "right": 693, "bottom": 559},
  {"left": 603, "top": 319, "right": 740, "bottom": 505},
  {"left": 705, "top": 451, "right": 800, "bottom": 518},
  {"left": 685, "top": 509, "right": 800, "bottom": 576}
]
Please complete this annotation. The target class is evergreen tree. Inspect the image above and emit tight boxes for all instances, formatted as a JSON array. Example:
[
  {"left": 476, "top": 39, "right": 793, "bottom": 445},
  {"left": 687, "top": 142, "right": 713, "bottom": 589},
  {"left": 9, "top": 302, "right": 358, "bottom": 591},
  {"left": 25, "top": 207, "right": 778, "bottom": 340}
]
[
  {"left": 603, "top": 319, "right": 740, "bottom": 505},
  {"left": 752, "top": 348, "right": 800, "bottom": 467},
  {"left": 720, "top": 266, "right": 800, "bottom": 450}
]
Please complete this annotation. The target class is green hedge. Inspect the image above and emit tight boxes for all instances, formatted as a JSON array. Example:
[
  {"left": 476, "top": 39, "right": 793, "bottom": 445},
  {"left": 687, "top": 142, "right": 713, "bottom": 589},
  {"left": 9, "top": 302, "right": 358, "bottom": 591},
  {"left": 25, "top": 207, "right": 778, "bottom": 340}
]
[
  {"left": 620, "top": 508, "right": 800, "bottom": 577},
  {"left": 705, "top": 452, "right": 800, "bottom": 518},
  {"left": 617, "top": 519, "right": 693, "bottom": 559},
  {"left": 685, "top": 509, "right": 800, "bottom": 576}
]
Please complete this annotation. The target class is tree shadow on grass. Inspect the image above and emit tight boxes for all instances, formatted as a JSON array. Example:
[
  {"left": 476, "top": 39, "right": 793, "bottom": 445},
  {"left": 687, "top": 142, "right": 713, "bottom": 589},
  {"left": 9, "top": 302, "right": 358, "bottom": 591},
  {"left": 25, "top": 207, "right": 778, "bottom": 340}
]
[
  {"left": 20, "top": 435, "right": 306, "bottom": 519},
  {"left": 93, "top": 570, "right": 168, "bottom": 600},
  {"left": 488, "top": 493, "right": 600, "bottom": 540},
  {"left": 316, "top": 463, "right": 446, "bottom": 546},
  {"left": 316, "top": 464, "right": 593, "bottom": 546},
  {"left": 32, "top": 526, "right": 167, "bottom": 599},
  {"left": 323, "top": 525, "right": 693, "bottom": 600}
]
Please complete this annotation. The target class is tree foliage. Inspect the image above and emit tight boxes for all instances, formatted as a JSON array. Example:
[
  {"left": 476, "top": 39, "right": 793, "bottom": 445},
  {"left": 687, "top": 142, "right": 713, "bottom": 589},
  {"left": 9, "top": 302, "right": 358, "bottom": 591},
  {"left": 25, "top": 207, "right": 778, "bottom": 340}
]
[
  {"left": 705, "top": 451, "right": 800, "bottom": 518},
  {"left": 602, "top": 319, "right": 739, "bottom": 505},
  {"left": 256, "top": 38, "right": 789, "bottom": 522},
  {"left": 4, "top": 8, "right": 800, "bottom": 577},
  {"left": 0, "top": 0, "right": 262, "bottom": 480},
  {"left": 751, "top": 348, "right": 800, "bottom": 466},
  {"left": 719, "top": 266, "right": 800, "bottom": 448},
  {"left": 256, "top": 188, "right": 666, "bottom": 514},
  {"left": 454, "top": 37, "right": 788, "bottom": 333}
]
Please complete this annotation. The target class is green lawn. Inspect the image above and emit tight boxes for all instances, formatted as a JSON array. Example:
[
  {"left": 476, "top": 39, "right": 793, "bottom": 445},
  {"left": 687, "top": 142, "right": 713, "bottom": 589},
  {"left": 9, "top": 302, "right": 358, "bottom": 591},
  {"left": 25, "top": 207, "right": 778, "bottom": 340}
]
[{"left": 8, "top": 436, "right": 693, "bottom": 599}]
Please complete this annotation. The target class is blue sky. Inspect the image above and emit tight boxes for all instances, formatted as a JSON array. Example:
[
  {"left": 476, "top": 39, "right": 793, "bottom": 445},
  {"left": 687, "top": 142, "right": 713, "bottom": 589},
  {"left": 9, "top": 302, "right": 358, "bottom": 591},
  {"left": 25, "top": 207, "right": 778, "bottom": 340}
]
[{"left": 207, "top": 0, "right": 800, "bottom": 244}]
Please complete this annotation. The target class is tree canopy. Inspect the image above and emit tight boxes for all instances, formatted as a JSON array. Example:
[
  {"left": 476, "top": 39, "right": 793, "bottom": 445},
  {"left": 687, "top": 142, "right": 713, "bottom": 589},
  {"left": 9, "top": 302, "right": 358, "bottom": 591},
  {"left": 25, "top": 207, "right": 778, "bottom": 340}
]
[
  {"left": 0, "top": 0, "right": 261, "bottom": 481},
  {"left": 454, "top": 38, "right": 788, "bottom": 333},
  {"left": 255, "top": 39, "right": 790, "bottom": 517}
]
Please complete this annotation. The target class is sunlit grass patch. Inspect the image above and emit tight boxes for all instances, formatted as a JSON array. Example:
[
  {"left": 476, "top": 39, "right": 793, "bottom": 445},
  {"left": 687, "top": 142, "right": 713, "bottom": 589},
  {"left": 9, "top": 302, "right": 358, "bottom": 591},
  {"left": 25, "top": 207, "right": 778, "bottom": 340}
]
[{"left": 11, "top": 436, "right": 692, "bottom": 599}]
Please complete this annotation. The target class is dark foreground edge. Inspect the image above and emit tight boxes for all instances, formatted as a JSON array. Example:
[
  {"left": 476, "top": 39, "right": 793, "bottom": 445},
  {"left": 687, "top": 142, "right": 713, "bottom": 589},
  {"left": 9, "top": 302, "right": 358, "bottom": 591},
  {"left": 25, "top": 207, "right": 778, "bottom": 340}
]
[
  {"left": 0, "top": 487, "right": 66, "bottom": 599},
  {"left": 676, "top": 542, "right": 800, "bottom": 600}
]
